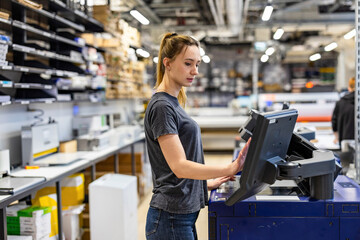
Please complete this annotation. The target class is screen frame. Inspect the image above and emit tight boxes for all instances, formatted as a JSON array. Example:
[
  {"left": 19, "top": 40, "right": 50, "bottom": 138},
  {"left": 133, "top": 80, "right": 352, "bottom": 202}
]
[{"left": 225, "top": 109, "right": 298, "bottom": 206}]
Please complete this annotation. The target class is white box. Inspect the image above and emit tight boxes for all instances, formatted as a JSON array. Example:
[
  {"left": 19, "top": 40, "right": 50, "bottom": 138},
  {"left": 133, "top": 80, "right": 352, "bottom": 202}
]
[
  {"left": 89, "top": 174, "right": 138, "bottom": 240},
  {"left": 8, "top": 236, "right": 33, "bottom": 240},
  {"left": 62, "top": 205, "right": 84, "bottom": 240}
]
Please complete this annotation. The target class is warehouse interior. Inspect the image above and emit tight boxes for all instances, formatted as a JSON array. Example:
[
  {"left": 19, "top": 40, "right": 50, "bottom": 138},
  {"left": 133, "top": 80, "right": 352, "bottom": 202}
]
[{"left": 0, "top": 0, "right": 359, "bottom": 239}]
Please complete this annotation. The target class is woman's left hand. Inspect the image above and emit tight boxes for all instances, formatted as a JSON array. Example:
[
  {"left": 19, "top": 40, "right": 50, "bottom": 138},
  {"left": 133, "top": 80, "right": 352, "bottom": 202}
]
[{"left": 207, "top": 176, "right": 235, "bottom": 191}]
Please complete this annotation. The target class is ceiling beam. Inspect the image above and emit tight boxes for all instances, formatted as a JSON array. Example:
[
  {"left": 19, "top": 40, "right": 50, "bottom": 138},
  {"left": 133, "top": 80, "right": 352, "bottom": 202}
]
[{"left": 143, "top": 14, "right": 354, "bottom": 32}]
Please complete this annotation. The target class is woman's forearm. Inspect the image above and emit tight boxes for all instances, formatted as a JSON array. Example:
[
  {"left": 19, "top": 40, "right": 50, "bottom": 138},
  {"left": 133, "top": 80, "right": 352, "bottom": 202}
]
[{"left": 172, "top": 159, "right": 232, "bottom": 180}]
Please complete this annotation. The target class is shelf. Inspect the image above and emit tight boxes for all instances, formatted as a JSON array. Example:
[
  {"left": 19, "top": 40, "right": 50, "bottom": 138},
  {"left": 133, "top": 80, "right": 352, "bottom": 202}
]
[
  {"left": 13, "top": 98, "right": 56, "bottom": 104},
  {"left": 0, "top": 65, "right": 12, "bottom": 71},
  {"left": 0, "top": 65, "right": 79, "bottom": 78},
  {"left": 83, "top": 57, "right": 105, "bottom": 64},
  {"left": 0, "top": 17, "right": 12, "bottom": 25},
  {"left": 14, "top": 83, "right": 54, "bottom": 90},
  {"left": 49, "top": 0, "right": 104, "bottom": 32},
  {"left": 12, "top": 20, "right": 83, "bottom": 48},
  {"left": 12, "top": 0, "right": 55, "bottom": 18},
  {"left": 12, "top": 44, "right": 84, "bottom": 64},
  {"left": 107, "top": 79, "right": 144, "bottom": 85},
  {"left": 9, "top": 65, "right": 78, "bottom": 77},
  {"left": 58, "top": 86, "right": 86, "bottom": 91},
  {"left": 54, "top": 15, "right": 85, "bottom": 32},
  {"left": 0, "top": 80, "right": 13, "bottom": 88},
  {"left": 0, "top": 97, "right": 146, "bottom": 107},
  {"left": 0, "top": 39, "right": 12, "bottom": 45},
  {"left": 55, "top": 35, "right": 84, "bottom": 48},
  {"left": 0, "top": 101, "right": 11, "bottom": 106},
  {"left": 12, "top": 0, "right": 85, "bottom": 32},
  {"left": 85, "top": 44, "right": 106, "bottom": 53}
]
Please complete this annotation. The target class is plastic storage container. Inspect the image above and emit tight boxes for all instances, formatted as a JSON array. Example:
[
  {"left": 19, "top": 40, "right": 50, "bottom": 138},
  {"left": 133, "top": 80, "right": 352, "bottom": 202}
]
[{"left": 89, "top": 173, "right": 138, "bottom": 240}]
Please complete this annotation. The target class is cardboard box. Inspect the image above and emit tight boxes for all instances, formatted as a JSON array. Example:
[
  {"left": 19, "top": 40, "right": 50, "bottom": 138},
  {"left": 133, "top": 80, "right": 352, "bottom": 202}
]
[
  {"left": 33, "top": 173, "right": 85, "bottom": 207},
  {"left": 94, "top": 154, "right": 143, "bottom": 173},
  {"left": 32, "top": 194, "right": 58, "bottom": 238},
  {"left": 17, "top": 206, "right": 52, "bottom": 240},
  {"left": 59, "top": 140, "right": 77, "bottom": 153}
]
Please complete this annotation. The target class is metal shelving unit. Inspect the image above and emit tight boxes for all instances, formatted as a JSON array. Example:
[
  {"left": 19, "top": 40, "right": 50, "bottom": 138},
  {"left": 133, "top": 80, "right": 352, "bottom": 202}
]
[{"left": 0, "top": 0, "right": 109, "bottom": 105}]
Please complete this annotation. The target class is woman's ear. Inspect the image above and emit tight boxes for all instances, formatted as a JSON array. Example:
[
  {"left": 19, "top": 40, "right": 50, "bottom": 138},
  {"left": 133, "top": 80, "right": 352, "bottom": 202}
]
[{"left": 163, "top": 57, "right": 171, "bottom": 71}]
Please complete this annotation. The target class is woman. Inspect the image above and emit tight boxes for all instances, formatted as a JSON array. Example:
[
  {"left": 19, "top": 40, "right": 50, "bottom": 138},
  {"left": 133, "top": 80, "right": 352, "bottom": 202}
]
[{"left": 144, "top": 32, "right": 250, "bottom": 240}]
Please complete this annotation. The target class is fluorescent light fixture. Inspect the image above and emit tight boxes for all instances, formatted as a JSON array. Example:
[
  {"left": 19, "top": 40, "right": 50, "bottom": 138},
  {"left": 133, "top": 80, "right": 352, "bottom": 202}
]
[
  {"left": 260, "top": 54, "right": 269, "bottom": 62},
  {"left": 273, "top": 28, "right": 284, "bottom": 40},
  {"left": 324, "top": 42, "right": 338, "bottom": 52},
  {"left": 262, "top": 5, "right": 273, "bottom": 21},
  {"left": 265, "top": 47, "right": 275, "bottom": 56},
  {"left": 130, "top": 10, "right": 150, "bottom": 25},
  {"left": 202, "top": 55, "right": 210, "bottom": 63},
  {"left": 344, "top": 29, "right": 355, "bottom": 39},
  {"left": 309, "top": 53, "right": 321, "bottom": 61},
  {"left": 153, "top": 57, "right": 158, "bottom": 63},
  {"left": 136, "top": 48, "right": 150, "bottom": 58},
  {"left": 127, "top": 48, "right": 135, "bottom": 55},
  {"left": 200, "top": 47, "right": 205, "bottom": 57}
]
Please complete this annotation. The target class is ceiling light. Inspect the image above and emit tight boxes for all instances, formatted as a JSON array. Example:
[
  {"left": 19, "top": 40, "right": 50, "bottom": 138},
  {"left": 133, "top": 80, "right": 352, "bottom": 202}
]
[
  {"left": 136, "top": 48, "right": 150, "bottom": 58},
  {"left": 127, "top": 48, "right": 135, "bottom": 55},
  {"left": 130, "top": 10, "right": 150, "bottom": 25},
  {"left": 344, "top": 29, "right": 355, "bottom": 39},
  {"left": 260, "top": 54, "right": 269, "bottom": 62},
  {"left": 153, "top": 57, "right": 158, "bottom": 63},
  {"left": 202, "top": 55, "right": 210, "bottom": 63},
  {"left": 324, "top": 42, "right": 338, "bottom": 52},
  {"left": 309, "top": 53, "right": 321, "bottom": 61},
  {"left": 265, "top": 47, "right": 275, "bottom": 56},
  {"left": 261, "top": 5, "right": 273, "bottom": 21},
  {"left": 273, "top": 28, "right": 284, "bottom": 40}
]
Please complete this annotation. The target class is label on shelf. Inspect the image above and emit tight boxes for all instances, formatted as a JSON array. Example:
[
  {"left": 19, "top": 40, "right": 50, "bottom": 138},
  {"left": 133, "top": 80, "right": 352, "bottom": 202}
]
[
  {"left": 0, "top": 81, "right": 12, "bottom": 88},
  {"left": 0, "top": 18, "right": 11, "bottom": 25},
  {"left": 1, "top": 101, "right": 11, "bottom": 106},
  {"left": 13, "top": 44, "right": 33, "bottom": 53},
  {"left": 1, "top": 66, "right": 11, "bottom": 70},
  {"left": 42, "top": 32, "right": 52, "bottom": 38},
  {"left": 56, "top": 70, "right": 64, "bottom": 76}
]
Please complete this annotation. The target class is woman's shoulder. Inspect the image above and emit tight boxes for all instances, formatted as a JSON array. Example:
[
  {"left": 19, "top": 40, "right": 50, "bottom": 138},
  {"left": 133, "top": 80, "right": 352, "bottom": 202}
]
[{"left": 150, "top": 93, "right": 178, "bottom": 108}]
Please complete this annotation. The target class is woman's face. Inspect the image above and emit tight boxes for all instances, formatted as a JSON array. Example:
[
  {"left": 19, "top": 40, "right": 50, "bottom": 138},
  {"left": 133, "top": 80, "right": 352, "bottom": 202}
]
[{"left": 167, "top": 45, "right": 201, "bottom": 88}]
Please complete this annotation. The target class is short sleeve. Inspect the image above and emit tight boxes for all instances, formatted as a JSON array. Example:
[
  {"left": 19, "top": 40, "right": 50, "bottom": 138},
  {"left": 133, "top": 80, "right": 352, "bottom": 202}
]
[{"left": 148, "top": 100, "right": 178, "bottom": 140}]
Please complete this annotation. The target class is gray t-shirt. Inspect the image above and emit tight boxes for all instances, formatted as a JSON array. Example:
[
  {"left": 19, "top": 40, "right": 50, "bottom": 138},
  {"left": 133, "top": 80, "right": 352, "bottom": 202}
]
[{"left": 144, "top": 92, "right": 208, "bottom": 214}]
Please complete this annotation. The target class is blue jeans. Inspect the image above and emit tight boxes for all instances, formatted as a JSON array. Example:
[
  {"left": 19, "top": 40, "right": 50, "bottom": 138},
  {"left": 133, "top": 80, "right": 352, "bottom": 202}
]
[{"left": 146, "top": 206, "right": 199, "bottom": 240}]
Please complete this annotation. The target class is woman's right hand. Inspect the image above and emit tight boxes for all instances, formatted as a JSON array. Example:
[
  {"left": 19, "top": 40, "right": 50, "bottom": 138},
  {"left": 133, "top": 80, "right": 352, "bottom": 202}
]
[{"left": 229, "top": 138, "right": 251, "bottom": 176}]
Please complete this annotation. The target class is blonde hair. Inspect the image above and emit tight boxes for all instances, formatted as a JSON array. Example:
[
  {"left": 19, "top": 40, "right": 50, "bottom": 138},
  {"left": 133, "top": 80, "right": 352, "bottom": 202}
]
[
  {"left": 349, "top": 77, "right": 355, "bottom": 91},
  {"left": 155, "top": 33, "right": 200, "bottom": 108}
]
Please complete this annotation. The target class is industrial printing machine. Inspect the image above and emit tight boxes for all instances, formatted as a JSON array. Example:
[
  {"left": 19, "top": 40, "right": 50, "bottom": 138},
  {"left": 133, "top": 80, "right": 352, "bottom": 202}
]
[{"left": 208, "top": 108, "right": 360, "bottom": 240}]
